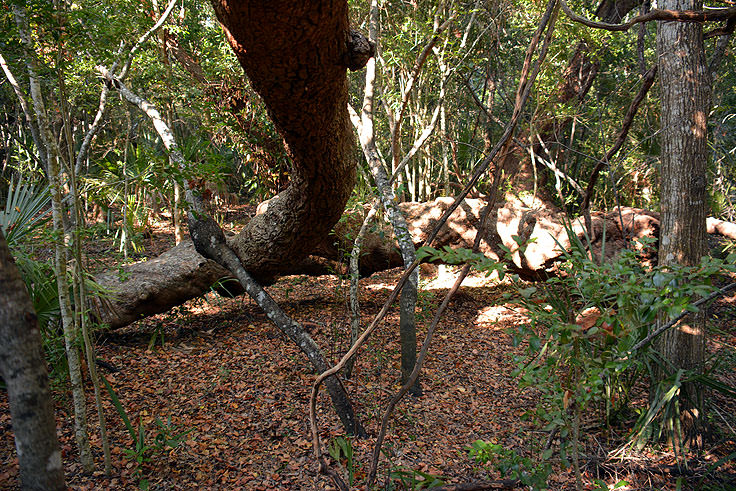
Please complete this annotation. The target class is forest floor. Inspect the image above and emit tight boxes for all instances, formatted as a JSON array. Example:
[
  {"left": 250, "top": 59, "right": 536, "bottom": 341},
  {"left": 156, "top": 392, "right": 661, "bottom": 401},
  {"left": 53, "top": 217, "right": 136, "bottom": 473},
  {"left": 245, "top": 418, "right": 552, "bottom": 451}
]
[{"left": 1, "top": 206, "right": 736, "bottom": 490}]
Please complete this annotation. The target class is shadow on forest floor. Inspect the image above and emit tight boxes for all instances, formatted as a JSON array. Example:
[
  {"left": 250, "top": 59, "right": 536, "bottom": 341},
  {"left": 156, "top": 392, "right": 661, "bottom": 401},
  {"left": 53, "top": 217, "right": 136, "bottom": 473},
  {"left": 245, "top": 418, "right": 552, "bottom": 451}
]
[{"left": 2, "top": 216, "right": 736, "bottom": 490}]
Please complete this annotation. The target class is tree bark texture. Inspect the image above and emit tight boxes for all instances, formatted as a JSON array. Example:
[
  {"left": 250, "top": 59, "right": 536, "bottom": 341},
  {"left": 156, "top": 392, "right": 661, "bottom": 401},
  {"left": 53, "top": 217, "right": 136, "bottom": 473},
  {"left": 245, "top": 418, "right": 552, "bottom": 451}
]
[
  {"left": 654, "top": 0, "right": 711, "bottom": 429},
  {"left": 13, "top": 4, "right": 93, "bottom": 469},
  {"left": 0, "top": 229, "right": 65, "bottom": 491},
  {"left": 355, "top": 2, "right": 420, "bottom": 393},
  {"left": 209, "top": 0, "right": 357, "bottom": 283}
]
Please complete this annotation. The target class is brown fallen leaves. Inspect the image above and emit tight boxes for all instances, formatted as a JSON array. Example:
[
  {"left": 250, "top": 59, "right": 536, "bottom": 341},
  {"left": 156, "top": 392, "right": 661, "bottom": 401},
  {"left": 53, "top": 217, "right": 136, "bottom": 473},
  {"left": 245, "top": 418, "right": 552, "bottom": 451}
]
[{"left": 1, "top": 263, "right": 735, "bottom": 489}]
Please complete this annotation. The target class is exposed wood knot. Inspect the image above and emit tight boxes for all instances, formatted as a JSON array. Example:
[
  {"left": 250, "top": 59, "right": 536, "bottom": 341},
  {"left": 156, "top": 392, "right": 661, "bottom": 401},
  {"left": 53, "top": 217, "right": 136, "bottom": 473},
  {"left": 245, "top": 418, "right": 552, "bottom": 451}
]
[{"left": 344, "top": 28, "right": 375, "bottom": 71}]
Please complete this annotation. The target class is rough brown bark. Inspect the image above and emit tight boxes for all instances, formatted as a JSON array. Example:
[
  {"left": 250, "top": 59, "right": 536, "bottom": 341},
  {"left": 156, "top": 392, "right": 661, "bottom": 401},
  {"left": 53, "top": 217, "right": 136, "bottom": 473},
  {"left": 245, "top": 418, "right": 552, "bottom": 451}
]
[
  {"left": 654, "top": 0, "right": 711, "bottom": 441},
  {"left": 197, "top": 2, "right": 367, "bottom": 435},
  {"left": 0, "top": 229, "right": 65, "bottom": 490},
  {"left": 208, "top": 0, "right": 357, "bottom": 283},
  {"left": 94, "top": 240, "right": 237, "bottom": 327}
]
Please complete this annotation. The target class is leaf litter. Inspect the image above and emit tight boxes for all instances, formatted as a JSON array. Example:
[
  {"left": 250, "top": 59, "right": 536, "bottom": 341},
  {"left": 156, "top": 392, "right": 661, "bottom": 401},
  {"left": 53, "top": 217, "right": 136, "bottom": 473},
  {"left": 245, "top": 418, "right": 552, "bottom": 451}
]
[{"left": 1, "top": 225, "right": 735, "bottom": 490}]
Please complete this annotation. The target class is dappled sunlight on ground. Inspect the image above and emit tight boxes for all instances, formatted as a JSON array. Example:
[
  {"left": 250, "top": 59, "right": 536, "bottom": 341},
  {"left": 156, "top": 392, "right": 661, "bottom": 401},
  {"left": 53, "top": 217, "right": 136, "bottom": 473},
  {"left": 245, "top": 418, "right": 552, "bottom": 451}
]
[
  {"left": 365, "top": 264, "right": 501, "bottom": 292},
  {"left": 474, "top": 305, "right": 528, "bottom": 331},
  {"left": 2, "top": 224, "right": 735, "bottom": 490}
]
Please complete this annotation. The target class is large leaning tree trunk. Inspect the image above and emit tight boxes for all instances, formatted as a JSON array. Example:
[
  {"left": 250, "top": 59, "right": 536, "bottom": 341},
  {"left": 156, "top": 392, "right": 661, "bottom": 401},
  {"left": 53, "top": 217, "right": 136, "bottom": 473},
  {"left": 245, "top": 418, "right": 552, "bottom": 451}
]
[
  {"left": 175, "top": 0, "right": 369, "bottom": 435},
  {"left": 0, "top": 229, "right": 66, "bottom": 490},
  {"left": 209, "top": 0, "right": 357, "bottom": 284},
  {"left": 94, "top": 194, "right": 736, "bottom": 330},
  {"left": 653, "top": 0, "right": 711, "bottom": 443}
]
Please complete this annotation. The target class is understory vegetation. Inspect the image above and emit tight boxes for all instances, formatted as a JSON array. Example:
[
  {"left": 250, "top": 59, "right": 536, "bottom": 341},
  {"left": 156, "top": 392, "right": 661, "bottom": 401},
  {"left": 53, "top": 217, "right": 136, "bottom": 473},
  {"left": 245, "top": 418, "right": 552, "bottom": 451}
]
[{"left": 1, "top": 0, "right": 736, "bottom": 489}]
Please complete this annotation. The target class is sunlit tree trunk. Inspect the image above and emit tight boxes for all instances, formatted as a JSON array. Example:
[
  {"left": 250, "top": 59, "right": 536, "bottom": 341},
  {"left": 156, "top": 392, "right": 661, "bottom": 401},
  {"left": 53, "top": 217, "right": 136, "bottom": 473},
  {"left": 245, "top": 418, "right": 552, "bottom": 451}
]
[
  {"left": 654, "top": 0, "right": 711, "bottom": 443},
  {"left": 351, "top": 0, "right": 421, "bottom": 394},
  {"left": 57, "top": 48, "right": 112, "bottom": 473}
]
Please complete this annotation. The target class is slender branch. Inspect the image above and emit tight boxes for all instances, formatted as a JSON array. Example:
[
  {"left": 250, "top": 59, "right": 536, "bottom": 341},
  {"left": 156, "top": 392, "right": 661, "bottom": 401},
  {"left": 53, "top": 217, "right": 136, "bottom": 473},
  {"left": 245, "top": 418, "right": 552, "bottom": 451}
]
[
  {"left": 309, "top": 0, "right": 559, "bottom": 484},
  {"left": 368, "top": 7, "right": 558, "bottom": 484},
  {"left": 74, "top": 86, "right": 110, "bottom": 175},
  {"left": 118, "top": 0, "right": 178, "bottom": 81},
  {"left": 391, "top": 94, "right": 443, "bottom": 185},
  {"left": 359, "top": 0, "right": 421, "bottom": 398},
  {"left": 422, "top": 0, "right": 557, "bottom": 248},
  {"left": 628, "top": 282, "right": 736, "bottom": 354},
  {"left": 97, "top": 66, "right": 182, "bottom": 161},
  {"left": 347, "top": 103, "right": 362, "bottom": 133},
  {"left": 708, "top": 18, "right": 735, "bottom": 74},
  {"left": 0, "top": 51, "right": 47, "bottom": 170},
  {"left": 560, "top": 0, "right": 736, "bottom": 32},
  {"left": 532, "top": 151, "right": 584, "bottom": 196},
  {"left": 580, "top": 65, "right": 657, "bottom": 212},
  {"left": 345, "top": 201, "right": 379, "bottom": 379},
  {"left": 391, "top": 15, "right": 455, "bottom": 173},
  {"left": 74, "top": 42, "right": 127, "bottom": 176},
  {"left": 462, "top": 76, "right": 506, "bottom": 128}
]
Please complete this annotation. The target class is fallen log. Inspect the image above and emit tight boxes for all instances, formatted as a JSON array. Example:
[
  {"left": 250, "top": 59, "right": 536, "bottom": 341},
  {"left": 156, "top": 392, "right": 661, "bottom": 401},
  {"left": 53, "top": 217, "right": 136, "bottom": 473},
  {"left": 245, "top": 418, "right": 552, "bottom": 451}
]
[{"left": 93, "top": 198, "right": 733, "bottom": 329}]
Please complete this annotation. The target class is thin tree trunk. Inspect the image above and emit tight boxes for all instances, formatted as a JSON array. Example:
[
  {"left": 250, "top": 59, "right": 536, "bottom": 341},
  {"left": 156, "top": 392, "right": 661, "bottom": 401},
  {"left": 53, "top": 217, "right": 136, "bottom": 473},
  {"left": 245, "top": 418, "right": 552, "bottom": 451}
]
[
  {"left": 173, "top": 177, "right": 183, "bottom": 244},
  {"left": 58, "top": 47, "right": 112, "bottom": 473},
  {"left": 12, "top": 5, "right": 94, "bottom": 471},
  {"left": 122, "top": 107, "right": 132, "bottom": 258},
  {"left": 346, "top": 202, "right": 379, "bottom": 379},
  {"left": 357, "top": 0, "right": 421, "bottom": 395}
]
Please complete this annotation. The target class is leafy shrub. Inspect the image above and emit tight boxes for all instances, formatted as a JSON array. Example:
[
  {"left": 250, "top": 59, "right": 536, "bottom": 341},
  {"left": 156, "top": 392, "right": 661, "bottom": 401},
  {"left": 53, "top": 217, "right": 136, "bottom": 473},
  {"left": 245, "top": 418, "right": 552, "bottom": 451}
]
[
  {"left": 466, "top": 440, "right": 550, "bottom": 490},
  {"left": 421, "top": 223, "right": 736, "bottom": 486}
]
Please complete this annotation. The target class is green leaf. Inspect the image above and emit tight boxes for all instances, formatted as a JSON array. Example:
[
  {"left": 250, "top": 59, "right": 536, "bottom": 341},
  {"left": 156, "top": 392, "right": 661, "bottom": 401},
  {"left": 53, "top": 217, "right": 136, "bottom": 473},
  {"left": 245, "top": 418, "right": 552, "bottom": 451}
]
[
  {"left": 519, "top": 287, "right": 537, "bottom": 299},
  {"left": 102, "top": 377, "right": 137, "bottom": 441},
  {"left": 0, "top": 178, "right": 51, "bottom": 248}
]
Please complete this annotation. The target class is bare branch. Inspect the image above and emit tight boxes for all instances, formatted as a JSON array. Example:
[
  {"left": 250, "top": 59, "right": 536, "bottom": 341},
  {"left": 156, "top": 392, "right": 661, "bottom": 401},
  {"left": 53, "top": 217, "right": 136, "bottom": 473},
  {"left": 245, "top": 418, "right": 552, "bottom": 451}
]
[
  {"left": 118, "top": 0, "right": 178, "bottom": 80},
  {"left": 628, "top": 282, "right": 736, "bottom": 354},
  {"left": 560, "top": 0, "right": 736, "bottom": 32},
  {"left": 707, "top": 18, "right": 735, "bottom": 74},
  {"left": 0, "top": 51, "right": 47, "bottom": 170},
  {"left": 581, "top": 65, "right": 657, "bottom": 212},
  {"left": 309, "top": 0, "right": 560, "bottom": 484},
  {"left": 391, "top": 15, "right": 456, "bottom": 173}
]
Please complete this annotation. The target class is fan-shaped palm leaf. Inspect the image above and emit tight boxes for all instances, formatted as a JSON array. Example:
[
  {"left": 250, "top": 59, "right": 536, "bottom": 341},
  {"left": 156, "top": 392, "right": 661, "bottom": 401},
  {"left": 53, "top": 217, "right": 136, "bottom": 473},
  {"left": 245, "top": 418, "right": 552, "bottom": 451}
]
[{"left": 0, "top": 177, "right": 51, "bottom": 248}]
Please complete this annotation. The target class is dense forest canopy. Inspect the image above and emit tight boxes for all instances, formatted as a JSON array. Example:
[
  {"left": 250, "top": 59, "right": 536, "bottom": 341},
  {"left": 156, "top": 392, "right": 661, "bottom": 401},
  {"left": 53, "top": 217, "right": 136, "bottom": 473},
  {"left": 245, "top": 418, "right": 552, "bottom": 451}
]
[
  {"left": 1, "top": 0, "right": 736, "bottom": 489},
  {"left": 1, "top": 0, "right": 734, "bottom": 211}
]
